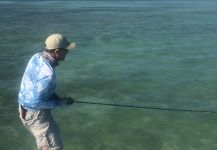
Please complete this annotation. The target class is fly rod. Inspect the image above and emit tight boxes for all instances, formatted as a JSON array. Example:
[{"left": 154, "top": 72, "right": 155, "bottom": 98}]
[{"left": 73, "top": 100, "right": 217, "bottom": 114}]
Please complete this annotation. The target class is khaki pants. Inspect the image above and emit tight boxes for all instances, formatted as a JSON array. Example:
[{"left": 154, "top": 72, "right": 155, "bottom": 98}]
[{"left": 19, "top": 105, "right": 63, "bottom": 150}]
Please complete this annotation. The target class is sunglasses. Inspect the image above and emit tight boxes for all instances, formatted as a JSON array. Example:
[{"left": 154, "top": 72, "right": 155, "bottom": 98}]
[
  {"left": 44, "top": 48, "right": 69, "bottom": 53},
  {"left": 58, "top": 48, "right": 69, "bottom": 52}
]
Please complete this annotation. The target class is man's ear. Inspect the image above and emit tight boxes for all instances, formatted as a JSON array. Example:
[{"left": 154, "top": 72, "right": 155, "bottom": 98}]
[
  {"left": 54, "top": 49, "right": 59, "bottom": 55},
  {"left": 50, "top": 49, "right": 59, "bottom": 60}
]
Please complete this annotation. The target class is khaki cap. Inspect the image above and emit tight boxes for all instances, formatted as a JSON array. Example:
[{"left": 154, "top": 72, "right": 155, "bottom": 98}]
[{"left": 45, "top": 33, "right": 75, "bottom": 50}]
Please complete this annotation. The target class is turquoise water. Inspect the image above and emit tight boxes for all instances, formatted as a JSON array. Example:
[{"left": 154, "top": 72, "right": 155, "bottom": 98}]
[{"left": 1, "top": 0, "right": 217, "bottom": 149}]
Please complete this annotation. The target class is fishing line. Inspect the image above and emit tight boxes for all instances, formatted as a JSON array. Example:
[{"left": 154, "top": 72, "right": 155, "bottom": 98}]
[{"left": 73, "top": 100, "right": 217, "bottom": 114}]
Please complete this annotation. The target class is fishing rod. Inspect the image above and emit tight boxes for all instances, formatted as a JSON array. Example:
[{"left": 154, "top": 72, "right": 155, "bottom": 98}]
[{"left": 73, "top": 100, "right": 217, "bottom": 114}]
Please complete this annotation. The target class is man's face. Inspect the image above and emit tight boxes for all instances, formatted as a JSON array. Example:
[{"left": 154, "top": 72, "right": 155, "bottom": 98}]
[{"left": 55, "top": 48, "right": 69, "bottom": 61}]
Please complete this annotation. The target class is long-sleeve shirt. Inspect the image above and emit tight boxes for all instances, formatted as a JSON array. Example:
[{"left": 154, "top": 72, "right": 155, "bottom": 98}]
[{"left": 18, "top": 52, "right": 65, "bottom": 109}]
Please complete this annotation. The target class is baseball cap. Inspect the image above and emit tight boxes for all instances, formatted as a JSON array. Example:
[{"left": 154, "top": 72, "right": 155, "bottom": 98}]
[{"left": 45, "top": 33, "right": 75, "bottom": 50}]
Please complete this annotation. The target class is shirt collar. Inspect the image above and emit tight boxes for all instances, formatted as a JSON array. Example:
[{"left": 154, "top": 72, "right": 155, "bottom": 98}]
[{"left": 42, "top": 51, "right": 59, "bottom": 67}]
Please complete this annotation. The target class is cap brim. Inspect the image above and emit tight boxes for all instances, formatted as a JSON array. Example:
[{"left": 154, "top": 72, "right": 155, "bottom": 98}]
[{"left": 66, "top": 42, "right": 76, "bottom": 50}]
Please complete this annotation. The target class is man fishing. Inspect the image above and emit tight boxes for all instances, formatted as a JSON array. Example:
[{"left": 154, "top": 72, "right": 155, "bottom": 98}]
[{"left": 18, "top": 33, "right": 75, "bottom": 150}]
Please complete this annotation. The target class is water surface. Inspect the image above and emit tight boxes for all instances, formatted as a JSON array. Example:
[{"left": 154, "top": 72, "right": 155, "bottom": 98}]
[{"left": 1, "top": 1, "right": 217, "bottom": 149}]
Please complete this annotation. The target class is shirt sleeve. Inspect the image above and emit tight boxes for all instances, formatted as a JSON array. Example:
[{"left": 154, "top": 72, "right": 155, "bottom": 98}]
[{"left": 34, "top": 76, "right": 66, "bottom": 109}]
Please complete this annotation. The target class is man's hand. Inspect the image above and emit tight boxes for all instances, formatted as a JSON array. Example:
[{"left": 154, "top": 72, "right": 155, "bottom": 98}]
[
  {"left": 64, "top": 97, "right": 74, "bottom": 105},
  {"left": 20, "top": 105, "right": 27, "bottom": 119},
  {"left": 58, "top": 97, "right": 74, "bottom": 106}
]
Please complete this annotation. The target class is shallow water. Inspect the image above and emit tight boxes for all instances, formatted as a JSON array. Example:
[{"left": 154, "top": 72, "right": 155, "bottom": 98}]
[{"left": 1, "top": 0, "right": 217, "bottom": 149}]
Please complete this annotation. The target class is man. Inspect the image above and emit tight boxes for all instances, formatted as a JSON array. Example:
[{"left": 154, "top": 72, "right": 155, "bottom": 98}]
[{"left": 18, "top": 33, "right": 75, "bottom": 150}]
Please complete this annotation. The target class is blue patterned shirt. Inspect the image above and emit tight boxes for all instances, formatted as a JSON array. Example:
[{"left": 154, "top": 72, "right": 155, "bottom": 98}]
[{"left": 18, "top": 52, "right": 64, "bottom": 109}]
